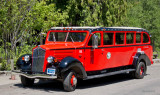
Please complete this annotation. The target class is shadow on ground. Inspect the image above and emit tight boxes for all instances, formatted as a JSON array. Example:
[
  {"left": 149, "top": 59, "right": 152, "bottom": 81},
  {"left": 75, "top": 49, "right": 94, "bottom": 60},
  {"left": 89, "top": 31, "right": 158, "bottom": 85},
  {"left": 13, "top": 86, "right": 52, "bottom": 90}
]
[{"left": 14, "top": 74, "right": 136, "bottom": 92}]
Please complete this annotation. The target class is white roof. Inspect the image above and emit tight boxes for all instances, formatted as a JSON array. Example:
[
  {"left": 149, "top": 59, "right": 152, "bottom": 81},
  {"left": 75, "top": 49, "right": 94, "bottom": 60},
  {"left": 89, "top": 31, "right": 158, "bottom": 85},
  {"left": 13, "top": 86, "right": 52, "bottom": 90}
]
[
  {"left": 50, "top": 26, "right": 148, "bottom": 32},
  {"left": 108, "top": 27, "right": 144, "bottom": 30},
  {"left": 51, "top": 26, "right": 144, "bottom": 30},
  {"left": 51, "top": 26, "right": 101, "bottom": 30}
]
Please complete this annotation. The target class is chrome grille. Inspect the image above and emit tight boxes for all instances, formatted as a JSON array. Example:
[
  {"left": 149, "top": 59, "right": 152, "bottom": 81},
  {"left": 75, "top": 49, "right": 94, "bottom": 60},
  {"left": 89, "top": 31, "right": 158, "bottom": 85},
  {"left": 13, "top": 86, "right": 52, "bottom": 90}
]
[{"left": 32, "top": 47, "right": 45, "bottom": 72}]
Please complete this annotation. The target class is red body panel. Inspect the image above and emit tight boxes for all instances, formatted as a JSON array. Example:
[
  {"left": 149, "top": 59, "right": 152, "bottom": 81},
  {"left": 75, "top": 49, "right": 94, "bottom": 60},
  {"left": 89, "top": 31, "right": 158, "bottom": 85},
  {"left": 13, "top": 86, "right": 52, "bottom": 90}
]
[
  {"left": 33, "top": 29, "right": 153, "bottom": 72},
  {"left": 84, "top": 45, "right": 152, "bottom": 71}
]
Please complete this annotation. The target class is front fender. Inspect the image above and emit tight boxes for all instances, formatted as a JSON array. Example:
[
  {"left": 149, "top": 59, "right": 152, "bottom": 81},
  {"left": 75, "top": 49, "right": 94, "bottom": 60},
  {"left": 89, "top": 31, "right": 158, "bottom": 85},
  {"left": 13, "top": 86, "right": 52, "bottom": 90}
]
[
  {"left": 59, "top": 57, "right": 80, "bottom": 68},
  {"left": 58, "top": 57, "right": 87, "bottom": 79},
  {"left": 16, "top": 54, "right": 32, "bottom": 71}
]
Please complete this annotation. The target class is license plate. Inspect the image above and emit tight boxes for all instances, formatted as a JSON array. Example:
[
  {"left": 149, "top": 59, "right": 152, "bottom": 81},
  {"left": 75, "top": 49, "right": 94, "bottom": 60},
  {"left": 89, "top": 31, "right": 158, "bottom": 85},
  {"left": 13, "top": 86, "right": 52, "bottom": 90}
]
[{"left": 47, "top": 68, "right": 56, "bottom": 75}]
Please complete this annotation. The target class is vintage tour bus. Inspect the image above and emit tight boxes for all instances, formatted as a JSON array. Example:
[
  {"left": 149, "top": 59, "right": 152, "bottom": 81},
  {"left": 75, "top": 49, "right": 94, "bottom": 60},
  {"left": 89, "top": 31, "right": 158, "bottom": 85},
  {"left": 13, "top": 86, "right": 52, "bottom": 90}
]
[{"left": 16, "top": 27, "right": 153, "bottom": 91}]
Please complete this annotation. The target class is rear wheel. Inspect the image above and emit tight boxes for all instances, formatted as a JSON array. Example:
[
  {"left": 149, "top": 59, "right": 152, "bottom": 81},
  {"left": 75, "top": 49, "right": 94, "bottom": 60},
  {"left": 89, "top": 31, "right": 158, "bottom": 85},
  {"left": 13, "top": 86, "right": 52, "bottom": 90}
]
[
  {"left": 63, "top": 71, "right": 77, "bottom": 92},
  {"left": 21, "top": 76, "right": 34, "bottom": 86},
  {"left": 130, "top": 62, "right": 146, "bottom": 79}
]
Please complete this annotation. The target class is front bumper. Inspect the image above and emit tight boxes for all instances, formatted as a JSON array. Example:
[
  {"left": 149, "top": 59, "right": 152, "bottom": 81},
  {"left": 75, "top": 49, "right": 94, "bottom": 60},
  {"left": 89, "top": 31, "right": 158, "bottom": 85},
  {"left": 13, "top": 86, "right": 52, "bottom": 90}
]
[
  {"left": 20, "top": 73, "right": 57, "bottom": 79},
  {"left": 13, "top": 70, "right": 57, "bottom": 79}
]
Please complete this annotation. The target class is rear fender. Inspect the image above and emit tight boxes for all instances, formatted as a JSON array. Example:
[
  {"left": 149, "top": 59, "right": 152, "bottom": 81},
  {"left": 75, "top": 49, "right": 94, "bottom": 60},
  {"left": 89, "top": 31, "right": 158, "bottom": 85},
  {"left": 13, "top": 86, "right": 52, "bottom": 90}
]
[{"left": 132, "top": 52, "right": 151, "bottom": 68}]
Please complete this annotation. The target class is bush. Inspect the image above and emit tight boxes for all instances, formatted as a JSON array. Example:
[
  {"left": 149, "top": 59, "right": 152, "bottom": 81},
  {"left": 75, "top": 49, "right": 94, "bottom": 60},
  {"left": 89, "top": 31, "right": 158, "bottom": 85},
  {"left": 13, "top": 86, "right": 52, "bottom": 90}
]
[{"left": 0, "top": 59, "right": 10, "bottom": 71}]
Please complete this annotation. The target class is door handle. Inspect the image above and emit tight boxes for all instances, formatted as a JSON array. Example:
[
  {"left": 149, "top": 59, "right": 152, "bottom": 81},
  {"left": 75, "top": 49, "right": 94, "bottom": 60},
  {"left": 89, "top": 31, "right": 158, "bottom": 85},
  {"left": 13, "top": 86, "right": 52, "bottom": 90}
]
[{"left": 101, "top": 49, "right": 104, "bottom": 54}]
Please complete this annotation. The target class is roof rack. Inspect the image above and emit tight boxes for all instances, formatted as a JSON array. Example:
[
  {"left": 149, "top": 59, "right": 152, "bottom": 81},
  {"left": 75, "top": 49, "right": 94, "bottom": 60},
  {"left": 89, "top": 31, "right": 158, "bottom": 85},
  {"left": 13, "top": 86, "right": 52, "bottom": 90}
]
[
  {"left": 107, "top": 27, "right": 144, "bottom": 30},
  {"left": 50, "top": 26, "right": 149, "bottom": 33},
  {"left": 51, "top": 26, "right": 101, "bottom": 30}
]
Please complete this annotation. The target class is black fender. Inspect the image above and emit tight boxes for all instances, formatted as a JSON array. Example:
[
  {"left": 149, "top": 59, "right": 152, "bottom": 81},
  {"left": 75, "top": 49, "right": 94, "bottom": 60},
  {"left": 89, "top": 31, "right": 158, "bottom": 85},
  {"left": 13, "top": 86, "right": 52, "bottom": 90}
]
[
  {"left": 58, "top": 57, "right": 87, "bottom": 79},
  {"left": 16, "top": 54, "right": 32, "bottom": 72},
  {"left": 132, "top": 52, "right": 151, "bottom": 68}
]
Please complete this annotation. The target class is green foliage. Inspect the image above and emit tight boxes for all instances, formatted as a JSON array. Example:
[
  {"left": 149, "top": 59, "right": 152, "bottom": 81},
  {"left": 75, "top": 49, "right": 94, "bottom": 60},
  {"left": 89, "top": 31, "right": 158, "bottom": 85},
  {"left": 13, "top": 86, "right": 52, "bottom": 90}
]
[
  {"left": 59, "top": 0, "right": 127, "bottom": 26},
  {"left": 123, "top": 0, "right": 160, "bottom": 51},
  {"left": 0, "top": 59, "right": 10, "bottom": 71},
  {"left": 1, "top": 0, "right": 160, "bottom": 70},
  {"left": 30, "top": 0, "right": 69, "bottom": 32}
]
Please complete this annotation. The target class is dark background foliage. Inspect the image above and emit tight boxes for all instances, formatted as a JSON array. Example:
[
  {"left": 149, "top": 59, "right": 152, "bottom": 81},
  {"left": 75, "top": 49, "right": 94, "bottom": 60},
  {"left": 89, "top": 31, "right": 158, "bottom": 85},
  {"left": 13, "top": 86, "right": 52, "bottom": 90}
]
[{"left": 0, "top": 0, "right": 159, "bottom": 70}]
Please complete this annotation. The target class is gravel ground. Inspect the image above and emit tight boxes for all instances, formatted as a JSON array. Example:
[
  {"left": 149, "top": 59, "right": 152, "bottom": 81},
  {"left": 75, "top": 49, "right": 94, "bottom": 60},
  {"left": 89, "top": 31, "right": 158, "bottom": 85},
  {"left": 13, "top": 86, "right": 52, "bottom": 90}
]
[
  {"left": 0, "top": 63, "right": 160, "bottom": 95},
  {"left": 0, "top": 73, "right": 20, "bottom": 86}
]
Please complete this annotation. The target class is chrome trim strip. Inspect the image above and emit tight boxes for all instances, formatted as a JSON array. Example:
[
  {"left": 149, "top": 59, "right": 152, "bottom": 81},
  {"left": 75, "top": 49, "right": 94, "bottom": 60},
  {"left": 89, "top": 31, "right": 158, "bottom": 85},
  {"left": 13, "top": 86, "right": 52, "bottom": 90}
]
[{"left": 20, "top": 73, "right": 57, "bottom": 79}]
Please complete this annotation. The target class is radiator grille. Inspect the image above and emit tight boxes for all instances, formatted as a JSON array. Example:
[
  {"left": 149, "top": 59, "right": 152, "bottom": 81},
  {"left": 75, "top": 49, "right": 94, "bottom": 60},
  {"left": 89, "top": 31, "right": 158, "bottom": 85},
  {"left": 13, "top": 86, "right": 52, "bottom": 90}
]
[{"left": 32, "top": 47, "right": 45, "bottom": 72}]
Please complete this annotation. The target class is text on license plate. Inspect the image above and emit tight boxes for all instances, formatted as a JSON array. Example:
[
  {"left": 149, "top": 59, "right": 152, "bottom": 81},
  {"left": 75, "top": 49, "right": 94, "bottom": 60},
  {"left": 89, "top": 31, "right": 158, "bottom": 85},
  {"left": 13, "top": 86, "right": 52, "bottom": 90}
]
[{"left": 47, "top": 68, "right": 55, "bottom": 75}]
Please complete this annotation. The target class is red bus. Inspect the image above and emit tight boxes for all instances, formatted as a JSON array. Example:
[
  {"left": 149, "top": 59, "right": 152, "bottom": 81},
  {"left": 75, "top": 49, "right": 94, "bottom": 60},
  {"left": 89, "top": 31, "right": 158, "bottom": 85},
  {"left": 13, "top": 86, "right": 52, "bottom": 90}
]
[{"left": 16, "top": 27, "right": 153, "bottom": 91}]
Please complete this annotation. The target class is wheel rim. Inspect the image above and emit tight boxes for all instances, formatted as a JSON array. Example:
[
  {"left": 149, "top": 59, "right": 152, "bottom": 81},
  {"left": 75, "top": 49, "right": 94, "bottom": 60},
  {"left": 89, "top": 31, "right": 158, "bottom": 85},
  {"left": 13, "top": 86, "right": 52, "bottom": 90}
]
[
  {"left": 140, "top": 66, "right": 144, "bottom": 75},
  {"left": 71, "top": 75, "right": 77, "bottom": 87}
]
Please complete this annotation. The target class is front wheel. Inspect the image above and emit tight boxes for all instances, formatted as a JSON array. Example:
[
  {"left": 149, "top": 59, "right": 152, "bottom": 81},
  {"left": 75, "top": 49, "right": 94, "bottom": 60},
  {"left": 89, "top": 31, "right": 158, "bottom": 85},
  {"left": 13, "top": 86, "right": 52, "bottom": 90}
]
[
  {"left": 20, "top": 76, "right": 35, "bottom": 87},
  {"left": 130, "top": 62, "right": 146, "bottom": 79},
  {"left": 63, "top": 71, "right": 77, "bottom": 92}
]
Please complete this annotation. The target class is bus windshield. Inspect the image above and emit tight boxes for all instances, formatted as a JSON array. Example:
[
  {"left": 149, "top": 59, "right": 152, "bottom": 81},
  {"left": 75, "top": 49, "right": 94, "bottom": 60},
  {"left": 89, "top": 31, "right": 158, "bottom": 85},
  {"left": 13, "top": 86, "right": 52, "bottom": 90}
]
[{"left": 48, "top": 32, "right": 87, "bottom": 42}]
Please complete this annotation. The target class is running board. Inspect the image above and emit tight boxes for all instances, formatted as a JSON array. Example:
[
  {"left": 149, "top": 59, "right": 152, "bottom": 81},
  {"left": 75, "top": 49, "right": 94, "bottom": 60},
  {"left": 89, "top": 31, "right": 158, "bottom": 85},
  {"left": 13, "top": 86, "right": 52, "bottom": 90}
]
[{"left": 85, "top": 69, "right": 135, "bottom": 80}]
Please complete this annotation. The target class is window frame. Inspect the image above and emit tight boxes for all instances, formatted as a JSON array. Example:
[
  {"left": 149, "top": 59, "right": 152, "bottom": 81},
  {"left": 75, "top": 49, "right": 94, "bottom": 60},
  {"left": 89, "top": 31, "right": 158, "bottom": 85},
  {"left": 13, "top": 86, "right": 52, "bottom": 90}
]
[
  {"left": 115, "top": 32, "right": 125, "bottom": 45},
  {"left": 126, "top": 32, "right": 135, "bottom": 45},
  {"left": 86, "top": 31, "right": 103, "bottom": 47},
  {"left": 85, "top": 31, "right": 151, "bottom": 48},
  {"left": 48, "top": 32, "right": 68, "bottom": 42},
  {"left": 142, "top": 32, "right": 150, "bottom": 44},
  {"left": 46, "top": 30, "right": 89, "bottom": 43},
  {"left": 103, "top": 31, "right": 114, "bottom": 46},
  {"left": 136, "top": 32, "right": 142, "bottom": 44}
]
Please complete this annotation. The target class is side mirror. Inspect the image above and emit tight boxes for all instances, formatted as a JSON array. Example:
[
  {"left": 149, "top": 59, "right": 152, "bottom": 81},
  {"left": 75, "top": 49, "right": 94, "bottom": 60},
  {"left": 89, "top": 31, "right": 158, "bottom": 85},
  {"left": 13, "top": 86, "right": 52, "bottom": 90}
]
[{"left": 92, "top": 34, "right": 98, "bottom": 48}]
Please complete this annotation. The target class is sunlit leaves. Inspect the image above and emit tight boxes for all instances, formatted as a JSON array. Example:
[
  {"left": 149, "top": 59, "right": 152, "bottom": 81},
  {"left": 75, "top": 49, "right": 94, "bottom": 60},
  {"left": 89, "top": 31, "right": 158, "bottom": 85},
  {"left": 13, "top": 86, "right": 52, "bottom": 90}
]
[{"left": 123, "top": 0, "right": 160, "bottom": 51}]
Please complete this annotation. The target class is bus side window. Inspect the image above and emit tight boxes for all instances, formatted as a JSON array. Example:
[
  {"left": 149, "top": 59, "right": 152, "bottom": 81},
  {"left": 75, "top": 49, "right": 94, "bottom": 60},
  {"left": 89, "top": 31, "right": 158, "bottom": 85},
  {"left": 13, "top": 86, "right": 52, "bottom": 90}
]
[
  {"left": 116, "top": 33, "right": 124, "bottom": 45},
  {"left": 103, "top": 33, "right": 113, "bottom": 45},
  {"left": 88, "top": 33, "right": 101, "bottom": 46},
  {"left": 126, "top": 33, "right": 134, "bottom": 44},
  {"left": 136, "top": 33, "right": 141, "bottom": 43},
  {"left": 143, "top": 33, "right": 149, "bottom": 43}
]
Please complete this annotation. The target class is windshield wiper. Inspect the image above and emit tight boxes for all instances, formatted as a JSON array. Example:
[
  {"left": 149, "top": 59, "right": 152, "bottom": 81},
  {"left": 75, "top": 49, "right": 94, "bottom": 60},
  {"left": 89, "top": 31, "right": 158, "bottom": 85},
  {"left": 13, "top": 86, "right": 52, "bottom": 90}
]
[{"left": 70, "top": 36, "right": 74, "bottom": 43}]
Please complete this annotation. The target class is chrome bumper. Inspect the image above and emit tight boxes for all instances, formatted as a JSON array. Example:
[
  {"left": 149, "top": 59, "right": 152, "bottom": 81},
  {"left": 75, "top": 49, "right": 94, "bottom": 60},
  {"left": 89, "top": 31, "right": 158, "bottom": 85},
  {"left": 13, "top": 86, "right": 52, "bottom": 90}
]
[
  {"left": 12, "top": 70, "right": 57, "bottom": 79},
  {"left": 20, "top": 73, "right": 57, "bottom": 79}
]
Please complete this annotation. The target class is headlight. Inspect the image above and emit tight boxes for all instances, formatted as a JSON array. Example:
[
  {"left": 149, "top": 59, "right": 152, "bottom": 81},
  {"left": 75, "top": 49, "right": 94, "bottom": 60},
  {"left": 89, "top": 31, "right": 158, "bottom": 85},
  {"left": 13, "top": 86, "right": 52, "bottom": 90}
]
[
  {"left": 24, "top": 55, "right": 30, "bottom": 62},
  {"left": 47, "top": 56, "right": 54, "bottom": 63}
]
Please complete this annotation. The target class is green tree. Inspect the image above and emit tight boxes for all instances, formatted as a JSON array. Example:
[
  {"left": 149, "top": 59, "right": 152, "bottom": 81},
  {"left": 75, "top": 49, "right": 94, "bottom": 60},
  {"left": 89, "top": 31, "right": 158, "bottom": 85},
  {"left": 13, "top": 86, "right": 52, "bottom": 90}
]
[
  {"left": 0, "top": 0, "right": 128, "bottom": 70},
  {"left": 0, "top": 0, "right": 35, "bottom": 68},
  {"left": 124, "top": 0, "right": 160, "bottom": 51}
]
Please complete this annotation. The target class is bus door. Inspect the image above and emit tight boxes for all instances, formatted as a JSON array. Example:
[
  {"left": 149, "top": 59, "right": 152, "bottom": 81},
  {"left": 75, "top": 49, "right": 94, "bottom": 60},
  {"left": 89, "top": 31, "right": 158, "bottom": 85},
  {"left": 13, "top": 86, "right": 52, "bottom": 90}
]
[{"left": 85, "top": 32, "right": 105, "bottom": 71}]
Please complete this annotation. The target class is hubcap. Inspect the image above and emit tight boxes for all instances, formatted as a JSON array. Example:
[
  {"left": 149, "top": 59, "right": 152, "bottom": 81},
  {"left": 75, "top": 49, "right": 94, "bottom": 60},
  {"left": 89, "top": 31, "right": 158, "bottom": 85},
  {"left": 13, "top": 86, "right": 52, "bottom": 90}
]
[
  {"left": 71, "top": 75, "right": 77, "bottom": 86},
  {"left": 140, "top": 66, "right": 144, "bottom": 75}
]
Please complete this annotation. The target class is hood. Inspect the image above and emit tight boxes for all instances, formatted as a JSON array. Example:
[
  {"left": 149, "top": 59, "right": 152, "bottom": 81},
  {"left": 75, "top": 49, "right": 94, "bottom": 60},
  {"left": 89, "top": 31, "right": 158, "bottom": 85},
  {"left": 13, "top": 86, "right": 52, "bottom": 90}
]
[{"left": 39, "top": 42, "right": 85, "bottom": 50}]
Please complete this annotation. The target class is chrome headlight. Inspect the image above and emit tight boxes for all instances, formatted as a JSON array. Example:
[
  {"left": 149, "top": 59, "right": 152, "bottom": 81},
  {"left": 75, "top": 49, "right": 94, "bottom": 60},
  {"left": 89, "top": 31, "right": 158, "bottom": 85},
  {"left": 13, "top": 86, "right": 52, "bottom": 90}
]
[
  {"left": 47, "top": 56, "right": 54, "bottom": 63},
  {"left": 24, "top": 55, "right": 30, "bottom": 62}
]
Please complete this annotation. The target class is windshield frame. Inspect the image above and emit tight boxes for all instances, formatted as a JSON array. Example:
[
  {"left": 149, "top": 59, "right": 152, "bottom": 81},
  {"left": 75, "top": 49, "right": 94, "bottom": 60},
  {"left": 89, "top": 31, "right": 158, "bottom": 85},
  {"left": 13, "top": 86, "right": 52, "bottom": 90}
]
[{"left": 46, "top": 30, "right": 89, "bottom": 43}]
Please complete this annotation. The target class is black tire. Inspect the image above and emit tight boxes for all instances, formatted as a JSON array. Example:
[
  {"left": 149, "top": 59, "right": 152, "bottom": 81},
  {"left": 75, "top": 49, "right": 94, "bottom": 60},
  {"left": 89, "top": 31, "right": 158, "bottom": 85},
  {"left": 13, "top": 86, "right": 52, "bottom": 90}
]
[
  {"left": 130, "top": 62, "right": 146, "bottom": 79},
  {"left": 63, "top": 71, "right": 77, "bottom": 92},
  {"left": 21, "top": 76, "right": 35, "bottom": 87}
]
